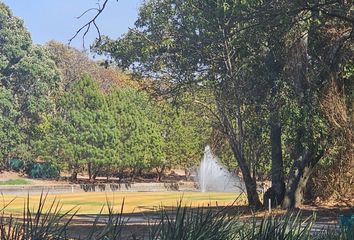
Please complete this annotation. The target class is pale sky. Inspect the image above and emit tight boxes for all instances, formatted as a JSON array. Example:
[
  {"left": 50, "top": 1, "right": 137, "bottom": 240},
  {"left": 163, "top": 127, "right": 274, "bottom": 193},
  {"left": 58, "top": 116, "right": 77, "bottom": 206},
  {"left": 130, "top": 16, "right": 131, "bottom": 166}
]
[{"left": 1, "top": 0, "right": 143, "bottom": 51}]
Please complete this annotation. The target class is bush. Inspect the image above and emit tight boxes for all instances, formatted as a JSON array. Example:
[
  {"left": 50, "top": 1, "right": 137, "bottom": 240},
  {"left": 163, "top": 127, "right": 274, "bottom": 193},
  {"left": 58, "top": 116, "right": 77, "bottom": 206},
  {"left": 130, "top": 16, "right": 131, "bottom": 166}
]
[
  {"left": 8, "top": 158, "right": 25, "bottom": 172},
  {"left": 27, "top": 162, "right": 60, "bottom": 179}
]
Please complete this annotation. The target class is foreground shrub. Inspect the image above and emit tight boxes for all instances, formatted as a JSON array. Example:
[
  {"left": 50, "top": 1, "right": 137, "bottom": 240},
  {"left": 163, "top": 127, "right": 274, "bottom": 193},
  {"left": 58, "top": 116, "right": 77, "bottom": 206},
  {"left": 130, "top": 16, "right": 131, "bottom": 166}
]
[
  {"left": 149, "top": 202, "right": 242, "bottom": 240},
  {"left": 149, "top": 202, "right": 350, "bottom": 240},
  {"left": 239, "top": 213, "right": 314, "bottom": 240},
  {"left": 0, "top": 194, "right": 126, "bottom": 240},
  {"left": 0, "top": 195, "right": 350, "bottom": 240},
  {"left": 0, "top": 193, "right": 75, "bottom": 240}
]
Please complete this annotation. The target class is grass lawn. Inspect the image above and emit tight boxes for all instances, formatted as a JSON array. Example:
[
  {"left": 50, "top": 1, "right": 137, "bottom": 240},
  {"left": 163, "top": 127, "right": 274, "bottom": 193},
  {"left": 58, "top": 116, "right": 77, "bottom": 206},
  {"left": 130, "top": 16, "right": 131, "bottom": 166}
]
[
  {"left": 0, "top": 178, "right": 31, "bottom": 185},
  {"left": 0, "top": 192, "right": 247, "bottom": 215}
]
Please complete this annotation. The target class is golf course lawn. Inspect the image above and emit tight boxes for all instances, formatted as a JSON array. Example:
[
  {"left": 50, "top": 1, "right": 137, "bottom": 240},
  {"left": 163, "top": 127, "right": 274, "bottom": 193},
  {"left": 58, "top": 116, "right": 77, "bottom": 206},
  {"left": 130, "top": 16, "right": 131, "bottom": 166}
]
[{"left": 0, "top": 192, "right": 247, "bottom": 215}]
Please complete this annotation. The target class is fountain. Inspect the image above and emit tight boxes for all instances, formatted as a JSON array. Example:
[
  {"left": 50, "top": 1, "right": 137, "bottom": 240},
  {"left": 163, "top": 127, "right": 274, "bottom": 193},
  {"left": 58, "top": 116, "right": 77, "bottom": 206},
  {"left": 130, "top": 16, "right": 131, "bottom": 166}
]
[{"left": 197, "top": 146, "right": 245, "bottom": 192}]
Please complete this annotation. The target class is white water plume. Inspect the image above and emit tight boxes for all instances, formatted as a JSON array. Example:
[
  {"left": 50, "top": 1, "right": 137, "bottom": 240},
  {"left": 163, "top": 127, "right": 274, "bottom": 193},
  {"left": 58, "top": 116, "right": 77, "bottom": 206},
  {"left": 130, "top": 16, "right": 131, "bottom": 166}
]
[{"left": 197, "top": 146, "right": 245, "bottom": 192}]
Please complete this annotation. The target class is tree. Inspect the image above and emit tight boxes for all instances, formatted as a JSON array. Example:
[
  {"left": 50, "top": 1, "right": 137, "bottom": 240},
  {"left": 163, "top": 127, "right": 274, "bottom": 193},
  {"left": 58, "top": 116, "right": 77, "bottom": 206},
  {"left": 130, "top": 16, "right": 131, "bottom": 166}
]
[
  {"left": 107, "top": 87, "right": 165, "bottom": 179},
  {"left": 0, "top": 3, "right": 61, "bottom": 163},
  {"left": 45, "top": 41, "right": 138, "bottom": 92},
  {"left": 36, "top": 75, "right": 119, "bottom": 180},
  {"left": 0, "top": 88, "right": 22, "bottom": 167},
  {"left": 280, "top": 1, "right": 353, "bottom": 208},
  {"left": 158, "top": 98, "right": 210, "bottom": 178},
  {"left": 94, "top": 0, "right": 353, "bottom": 209},
  {"left": 95, "top": 0, "right": 264, "bottom": 209},
  {"left": 0, "top": 3, "right": 31, "bottom": 77}
]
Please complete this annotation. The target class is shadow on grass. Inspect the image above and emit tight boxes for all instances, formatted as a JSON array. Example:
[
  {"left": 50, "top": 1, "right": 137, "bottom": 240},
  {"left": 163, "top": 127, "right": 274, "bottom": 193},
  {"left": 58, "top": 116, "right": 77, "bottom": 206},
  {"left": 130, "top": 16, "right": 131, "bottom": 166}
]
[{"left": 1, "top": 193, "right": 352, "bottom": 240}]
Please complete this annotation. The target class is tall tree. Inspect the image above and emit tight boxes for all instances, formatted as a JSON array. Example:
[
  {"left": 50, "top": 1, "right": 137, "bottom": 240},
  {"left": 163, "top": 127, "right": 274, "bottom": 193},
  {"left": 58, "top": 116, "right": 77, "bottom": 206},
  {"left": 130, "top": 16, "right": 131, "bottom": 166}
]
[
  {"left": 95, "top": 0, "right": 265, "bottom": 209},
  {"left": 36, "top": 75, "right": 119, "bottom": 180},
  {"left": 0, "top": 88, "right": 21, "bottom": 167},
  {"left": 159, "top": 98, "right": 210, "bottom": 178},
  {"left": 0, "top": 3, "right": 61, "bottom": 162},
  {"left": 107, "top": 87, "right": 165, "bottom": 179},
  {"left": 45, "top": 41, "right": 139, "bottom": 92},
  {"left": 94, "top": 0, "right": 353, "bottom": 208}
]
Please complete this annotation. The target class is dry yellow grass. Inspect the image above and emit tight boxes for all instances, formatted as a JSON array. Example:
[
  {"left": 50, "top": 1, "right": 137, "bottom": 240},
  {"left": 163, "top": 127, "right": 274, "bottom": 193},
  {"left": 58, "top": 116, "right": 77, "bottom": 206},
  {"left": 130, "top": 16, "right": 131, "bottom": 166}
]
[{"left": 0, "top": 192, "right": 247, "bottom": 215}]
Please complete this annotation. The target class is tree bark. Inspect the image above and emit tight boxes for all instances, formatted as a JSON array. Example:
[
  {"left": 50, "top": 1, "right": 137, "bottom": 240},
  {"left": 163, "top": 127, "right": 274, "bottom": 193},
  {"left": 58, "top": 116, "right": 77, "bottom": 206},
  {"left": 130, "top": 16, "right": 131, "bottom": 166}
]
[
  {"left": 156, "top": 165, "right": 165, "bottom": 182},
  {"left": 218, "top": 102, "right": 263, "bottom": 209},
  {"left": 282, "top": 150, "right": 323, "bottom": 208},
  {"left": 71, "top": 171, "right": 78, "bottom": 181},
  {"left": 267, "top": 115, "right": 285, "bottom": 207},
  {"left": 92, "top": 170, "right": 98, "bottom": 181},
  {"left": 88, "top": 162, "right": 92, "bottom": 180},
  {"left": 229, "top": 136, "right": 262, "bottom": 209}
]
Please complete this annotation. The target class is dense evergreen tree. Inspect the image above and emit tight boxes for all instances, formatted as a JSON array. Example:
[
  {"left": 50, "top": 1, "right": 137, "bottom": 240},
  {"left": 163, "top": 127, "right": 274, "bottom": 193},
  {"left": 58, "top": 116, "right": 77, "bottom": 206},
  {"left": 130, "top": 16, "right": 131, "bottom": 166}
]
[
  {"left": 36, "top": 76, "right": 119, "bottom": 180},
  {"left": 107, "top": 88, "right": 165, "bottom": 178}
]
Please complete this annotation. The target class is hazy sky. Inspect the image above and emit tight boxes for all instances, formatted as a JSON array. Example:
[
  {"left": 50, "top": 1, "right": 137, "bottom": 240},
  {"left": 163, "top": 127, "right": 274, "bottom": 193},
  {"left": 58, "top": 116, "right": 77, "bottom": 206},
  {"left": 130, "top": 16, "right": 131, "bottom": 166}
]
[{"left": 2, "top": 0, "right": 143, "bottom": 50}]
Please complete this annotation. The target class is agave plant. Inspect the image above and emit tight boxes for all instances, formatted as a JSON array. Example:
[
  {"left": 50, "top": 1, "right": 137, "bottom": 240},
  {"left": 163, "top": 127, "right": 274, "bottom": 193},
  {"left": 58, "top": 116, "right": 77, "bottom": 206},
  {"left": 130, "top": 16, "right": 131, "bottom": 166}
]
[
  {"left": 238, "top": 212, "right": 315, "bottom": 240},
  {"left": 85, "top": 198, "right": 127, "bottom": 240},
  {"left": 0, "top": 192, "right": 77, "bottom": 240},
  {"left": 149, "top": 199, "right": 244, "bottom": 240},
  {"left": 147, "top": 199, "right": 350, "bottom": 240},
  {"left": 0, "top": 193, "right": 350, "bottom": 240}
]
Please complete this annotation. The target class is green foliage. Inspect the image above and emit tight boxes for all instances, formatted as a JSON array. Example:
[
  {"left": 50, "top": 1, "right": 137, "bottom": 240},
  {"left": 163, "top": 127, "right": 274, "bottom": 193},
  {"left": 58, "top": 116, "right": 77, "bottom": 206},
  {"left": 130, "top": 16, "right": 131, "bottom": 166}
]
[
  {"left": 0, "top": 3, "right": 61, "bottom": 167},
  {"left": 94, "top": 0, "right": 353, "bottom": 208},
  {"left": 26, "top": 162, "right": 60, "bottom": 179},
  {"left": 159, "top": 99, "right": 210, "bottom": 169},
  {"left": 36, "top": 75, "right": 119, "bottom": 179},
  {"left": 149, "top": 203, "right": 348, "bottom": 240},
  {"left": 8, "top": 158, "right": 25, "bottom": 172},
  {"left": 0, "top": 193, "right": 76, "bottom": 240},
  {"left": 107, "top": 88, "right": 164, "bottom": 172},
  {"left": 85, "top": 199, "right": 127, "bottom": 240},
  {"left": 0, "top": 88, "right": 22, "bottom": 162},
  {"left": 0, "top": 3, "right": 31, "bottom": 73},
  {"left": 0, "top": 178, "right": 30, "bottom": 185},
  {"left": 150, "top": 202, "right": 240, "bottom": 240},
  {"left": 11, "top": 45, "right": 60, "bottom": 115}
]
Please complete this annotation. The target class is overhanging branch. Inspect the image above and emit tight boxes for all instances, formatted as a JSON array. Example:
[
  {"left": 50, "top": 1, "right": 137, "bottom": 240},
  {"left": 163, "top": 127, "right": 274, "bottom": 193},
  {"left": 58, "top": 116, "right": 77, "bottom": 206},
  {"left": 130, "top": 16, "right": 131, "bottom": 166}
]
[{"left": 69, "top": 0, "right": 115, "bottom": 48}]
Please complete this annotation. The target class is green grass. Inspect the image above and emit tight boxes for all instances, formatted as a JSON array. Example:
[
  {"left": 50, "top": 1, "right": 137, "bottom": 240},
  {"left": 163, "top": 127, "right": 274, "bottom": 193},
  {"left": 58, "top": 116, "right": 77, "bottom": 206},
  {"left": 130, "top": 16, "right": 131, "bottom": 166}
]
[
  {"left": 0, "top": 192, "right": 245, "bottom": 214},
  {"left": 0, "top": 178, "right": 31, "bottom": 185},
  {"left": 0, "top": 193, "right": 350, "bottom": 240}
]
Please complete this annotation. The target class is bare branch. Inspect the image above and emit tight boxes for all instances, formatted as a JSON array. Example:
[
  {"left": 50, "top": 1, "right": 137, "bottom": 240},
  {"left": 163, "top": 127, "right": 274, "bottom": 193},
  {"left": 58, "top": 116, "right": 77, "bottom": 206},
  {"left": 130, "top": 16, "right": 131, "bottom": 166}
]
[
  {"left": 69, "top": 0, "right": 113, "bottom": 48},
  {"left": 76, "top": 8, "right": 99, "bottom": 19}
]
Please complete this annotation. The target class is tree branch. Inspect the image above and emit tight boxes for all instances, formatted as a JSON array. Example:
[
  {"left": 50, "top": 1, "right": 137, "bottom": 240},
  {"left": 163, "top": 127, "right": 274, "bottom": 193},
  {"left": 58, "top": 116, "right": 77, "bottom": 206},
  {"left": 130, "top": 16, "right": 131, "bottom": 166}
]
[{"left": 69, "top": 0, "right": 114, "bottom": 48}]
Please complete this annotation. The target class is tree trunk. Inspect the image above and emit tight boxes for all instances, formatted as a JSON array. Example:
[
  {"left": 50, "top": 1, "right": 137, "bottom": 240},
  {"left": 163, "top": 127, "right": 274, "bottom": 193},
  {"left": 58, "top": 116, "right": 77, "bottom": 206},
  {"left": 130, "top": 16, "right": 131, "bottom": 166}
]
[
  {"left": 156, "top": 165, "right": 165, "bottom": 182},
  {"left": 267, "top": 116, "right": 285, "bottom": 207},
  {"left": 184, "top": 168, "right": 191, "bottom": 181},
  {"left": 92, "top": 171, "right": 98, "bottom": 181},
  {"left": 130, "top": 168, "right": 136, "bottom": 181},
  {"left": 88, "top": 162, "right": 92, "bottom": 181},
  {"left": 117, "top": 168, "right": 123, "bottom": 182},
  {"left": 282, "top": 150, "right": 323, "bottom": 209},
  {"left": 71, "top": 171, "right": 78, "bottom": 181},
  {"left": 228, "top": 137, "right": 263, "bottom": 209},
  {"left": 92, "top": 165, "right": 100, "bottom": 181},
  {"left": 218, "top": 103, "right": 262, "bottom": 209}
]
